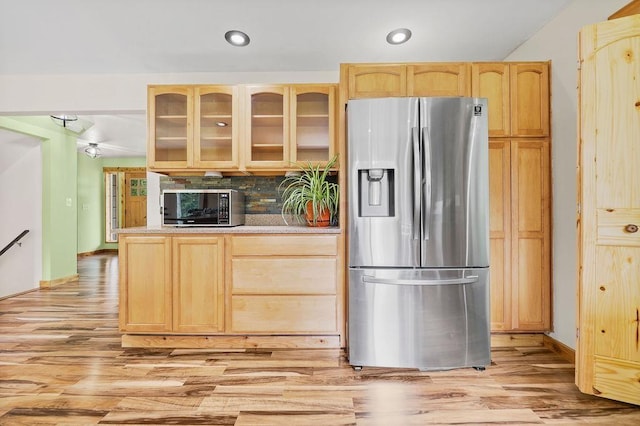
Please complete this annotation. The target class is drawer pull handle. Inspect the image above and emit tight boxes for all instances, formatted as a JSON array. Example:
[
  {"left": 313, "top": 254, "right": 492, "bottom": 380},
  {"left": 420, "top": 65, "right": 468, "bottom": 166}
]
[{"left": 624, "top": 224, "right": 638, "bottom": 233}]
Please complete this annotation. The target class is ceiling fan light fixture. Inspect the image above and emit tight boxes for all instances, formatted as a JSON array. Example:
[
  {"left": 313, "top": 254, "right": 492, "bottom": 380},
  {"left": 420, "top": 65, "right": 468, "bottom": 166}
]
[
  {"left": 84, "top": 142, "right": 101, "bottom": 159},
  {"left": 225, "top": 30, "right": 250, "bottom": 47},
  {"left": 386, "top": 28, "right": 412, "bottom": 45},
  {"left": 50, "top": 114, "right": 78, "bottom": 127}
]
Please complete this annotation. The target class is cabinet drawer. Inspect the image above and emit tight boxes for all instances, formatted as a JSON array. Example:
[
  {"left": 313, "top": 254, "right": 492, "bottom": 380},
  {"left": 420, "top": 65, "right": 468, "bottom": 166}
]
[
  {"left": 231, "top": 295, "right": 337, "bottom": 333},
  {"left": 231, "top": 235, "right": 338, "bottom": 256},
  {"left": 232, "top": 258, "right": 336, "bottom": 294}
]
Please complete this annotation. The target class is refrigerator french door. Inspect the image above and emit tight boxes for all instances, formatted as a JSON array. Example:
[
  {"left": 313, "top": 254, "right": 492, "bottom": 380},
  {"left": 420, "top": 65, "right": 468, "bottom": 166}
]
[{"left": 347, "top": 97, "right": 490, "bottom": 371}]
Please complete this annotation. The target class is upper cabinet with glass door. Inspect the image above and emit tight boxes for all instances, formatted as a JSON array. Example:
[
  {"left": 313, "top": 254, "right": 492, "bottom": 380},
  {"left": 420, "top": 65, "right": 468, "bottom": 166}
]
[
  {"left": 244, "top": 84, "right": 336, "bottom": 170},
  {"left": 148, "top": 85, "right": 240, "bottom": 171},
  {"left": 291, "top": 85, "right": 335, "bottom": 165},
  {"left": 244, "top": 85, "right": 289, "bottom": 168},
  {"left": 148, "top": 86, "right": 193, "bottom": 169},
  {"left": 194, "top": 86, "right": 239, "bottom": 169}
]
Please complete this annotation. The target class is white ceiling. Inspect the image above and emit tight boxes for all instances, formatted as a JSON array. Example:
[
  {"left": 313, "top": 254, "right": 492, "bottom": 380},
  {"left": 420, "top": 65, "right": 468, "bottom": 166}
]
[{"left": 0, "top": 0, "right": 574, "bottom": 157}]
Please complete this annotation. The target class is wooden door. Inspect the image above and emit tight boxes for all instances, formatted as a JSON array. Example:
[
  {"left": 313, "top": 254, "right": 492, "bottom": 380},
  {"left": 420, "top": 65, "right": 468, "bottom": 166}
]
[
  {"left": 124, "top": 172, "right": 147, "bottom": 228},
  {"left": 577, "top": 15, "right": 640, "bottom": 406},
  {"left": 511, "top": 139, "right": 551, "bottom": 330},
  {"left": 346, "top": 64, "right": 407, "bottom": 98},
  {"left": 489, "top": 140, "right": 511, "bottom": 331},
  {"left": 407, "top": 63, "right": 470, "bottom": 97},
  {"left": 172, "top": 236, "right": 225, "bottom": 333},
  {"left": 510, "top": 63, "right": 550, "bottom": 137},
  {"left": 472, "top": 63, "right": 510, "bottom": 137},
  {"left": 118, "top": 235, "right": 172, "bottom": 332}
]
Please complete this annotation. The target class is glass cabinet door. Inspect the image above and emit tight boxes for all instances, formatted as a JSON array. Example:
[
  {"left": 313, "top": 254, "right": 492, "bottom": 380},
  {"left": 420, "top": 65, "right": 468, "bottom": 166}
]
[
  {"left": 291, "top": 85, "right": 335, "bottom": 164},
  {"left": 195, "top": 86, "right": 238, "bottom": 168},
  {"left": 245, "top": 85, "right": 289, "bottom": 167},
  {"left": 148, "top": 86, "right": 192, "bottom": 168}
]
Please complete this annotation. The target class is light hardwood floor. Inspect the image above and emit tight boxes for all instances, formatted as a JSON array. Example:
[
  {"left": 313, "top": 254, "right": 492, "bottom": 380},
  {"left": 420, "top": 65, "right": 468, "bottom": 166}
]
[{"left": 0, "top": 253, "right": 639, "bottom": 425}]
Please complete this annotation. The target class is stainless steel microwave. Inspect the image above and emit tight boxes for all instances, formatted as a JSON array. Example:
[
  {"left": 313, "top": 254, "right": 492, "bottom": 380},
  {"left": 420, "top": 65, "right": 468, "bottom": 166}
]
[{"left": 161, "top": 189, "right": 245, "bottom": 227}]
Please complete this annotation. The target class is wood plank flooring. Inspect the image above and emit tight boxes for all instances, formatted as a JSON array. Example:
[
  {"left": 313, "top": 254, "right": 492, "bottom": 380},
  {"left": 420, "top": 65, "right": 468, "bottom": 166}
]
[{"left": 1, "top": 253, "right": 639, "bottom": 425}]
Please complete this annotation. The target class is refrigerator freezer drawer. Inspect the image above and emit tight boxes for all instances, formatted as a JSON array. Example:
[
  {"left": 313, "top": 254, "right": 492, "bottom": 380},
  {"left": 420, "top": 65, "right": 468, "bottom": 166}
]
[{"left": 348, "top": 268, "right": 490, "bottom": 371}]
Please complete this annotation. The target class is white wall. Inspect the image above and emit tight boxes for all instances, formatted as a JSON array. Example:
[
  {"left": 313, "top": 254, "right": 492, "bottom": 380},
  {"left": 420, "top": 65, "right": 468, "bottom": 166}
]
[
  {"left": 505, "top": 0, "right": 628, "bottom": 348},
  {"left": 0, "top": 139, "right": 42, "bottom": 298},
  {"left": 0, "top": 71, "right": 339, "bottom": 114}
]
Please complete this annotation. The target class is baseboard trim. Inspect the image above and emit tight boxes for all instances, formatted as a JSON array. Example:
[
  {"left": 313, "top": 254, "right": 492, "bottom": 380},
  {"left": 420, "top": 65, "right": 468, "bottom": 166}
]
[
  {"left": 121, "top": 334, "right": 341, "bottom": 349},
  {"left": 77, "top": 249, "right": 118, "bottom": 257},
  {"left": 490, "top": 333, "right": 544, "bottom": 347},
  {"left": 542, "top": 334, "right": 575, "bottom": 364},
  {"left": 40, "top": 274, "right": 79, "bottom": 289},
  {"left": 0, "top": 287, "right": 38, "bottom": 301}
]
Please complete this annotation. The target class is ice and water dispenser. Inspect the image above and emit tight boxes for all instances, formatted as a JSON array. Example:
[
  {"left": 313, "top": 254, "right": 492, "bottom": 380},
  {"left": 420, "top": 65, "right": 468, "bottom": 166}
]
[{"left": 358, "top": 168, "right": 394, "bottom": 217}]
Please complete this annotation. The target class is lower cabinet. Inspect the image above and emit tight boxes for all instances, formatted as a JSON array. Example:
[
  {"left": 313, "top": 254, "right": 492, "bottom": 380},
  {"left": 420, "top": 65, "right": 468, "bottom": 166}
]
[
  {"left": 172, "top": 236, "right": 225, "bottom": 333},
  {"left": 119, "top": 235, "right": 172, "bottom": 332},
  {"left": 119, "top": 233, "right": 343, "bottom": 345},
  {"left": 119, "top": 234, "right": 225, "bottom": 334},
  {"left": 229, "top": 235, "right": 340, "bottom": 334}
]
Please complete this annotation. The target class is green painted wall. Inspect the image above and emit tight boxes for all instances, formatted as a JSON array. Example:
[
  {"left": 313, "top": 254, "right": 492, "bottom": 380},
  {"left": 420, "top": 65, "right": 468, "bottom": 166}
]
[
  {"left": 76, "top": 156, "right": 149, "bottom": 254},
  {"left": 77, "top": 154, "right": 104, "bottom": 254},
  {"left": 0, "top": 116, "right": 78, "bottom": 281}
]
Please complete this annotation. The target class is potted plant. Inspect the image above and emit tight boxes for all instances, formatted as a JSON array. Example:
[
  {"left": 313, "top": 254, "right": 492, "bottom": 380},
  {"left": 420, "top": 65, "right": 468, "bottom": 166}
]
[{"left": 279, "top": 155, "right": 339, "bottom": 227}]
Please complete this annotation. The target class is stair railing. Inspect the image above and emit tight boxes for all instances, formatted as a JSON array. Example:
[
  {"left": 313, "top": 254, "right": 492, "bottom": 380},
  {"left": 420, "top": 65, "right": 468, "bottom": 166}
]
[{"left": 0, "top": 230, "right": 30, "bottom": 258}]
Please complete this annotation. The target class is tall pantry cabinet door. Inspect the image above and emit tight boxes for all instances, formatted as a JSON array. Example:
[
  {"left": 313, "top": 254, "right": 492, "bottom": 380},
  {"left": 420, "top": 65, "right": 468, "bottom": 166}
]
[
  {"left": 511, "top": 139, "right": 551, "bottom": 330},
  {"left": 119, "top": 235, "right": 172, "bottom": 332},
  {"left": 345, "top": 64, "right": 407, "bottom": 98},
  {"left": 488, "top": 140, "right": 511, "bottom": 331},
  {"left": 471, "top": 63, "right": 510, "bottom": 137},
  {"left": 172, "top": 237, "right": 225, "bottom": 333},
  {"left": 577, "top": 15, "right": 640, "bottom": 406},
  {"left": 510, "top": 63, "right": 550, "bottom": 137},
  {"left": 407, "top": 63, "right": 471, "bottom": 97}
]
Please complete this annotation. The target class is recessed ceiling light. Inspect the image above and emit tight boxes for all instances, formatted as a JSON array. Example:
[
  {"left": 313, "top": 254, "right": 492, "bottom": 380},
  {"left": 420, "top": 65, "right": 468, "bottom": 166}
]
[
  {"left": 215, "top": 121, "right": 228, "bottom": 127},
  {"left": 225, "top": 30, "right": 250, "bottom": 47},
  {"left": 386, "top": 28, "right": 412, "bottom": 45}
]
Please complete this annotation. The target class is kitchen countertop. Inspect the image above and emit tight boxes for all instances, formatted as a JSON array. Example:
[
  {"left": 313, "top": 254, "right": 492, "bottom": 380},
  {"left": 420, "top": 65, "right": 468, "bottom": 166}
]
[{"left": 117, "top": 225, "right": 341, "bottom": 234}]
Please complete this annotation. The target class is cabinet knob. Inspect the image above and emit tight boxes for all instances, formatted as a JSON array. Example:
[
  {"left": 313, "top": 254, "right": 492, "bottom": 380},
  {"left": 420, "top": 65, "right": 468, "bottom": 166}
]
[{"left": 624, "top": 224, "right": 638, "bottom": 233}]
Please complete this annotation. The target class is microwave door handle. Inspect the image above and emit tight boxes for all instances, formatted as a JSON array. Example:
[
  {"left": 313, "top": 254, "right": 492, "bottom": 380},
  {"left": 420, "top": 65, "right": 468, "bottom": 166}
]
[
  {"left": 422, "top": 126, "right": 431, "bottom": 241},
  {"left": 412, "top": 126, "right": 421, "bottom": 241}
]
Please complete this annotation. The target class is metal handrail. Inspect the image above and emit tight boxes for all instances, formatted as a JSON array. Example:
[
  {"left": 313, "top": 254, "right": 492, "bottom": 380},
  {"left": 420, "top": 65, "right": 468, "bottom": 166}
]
[{"left": 0, "top": 230, "right": 30, "bottom": 258}]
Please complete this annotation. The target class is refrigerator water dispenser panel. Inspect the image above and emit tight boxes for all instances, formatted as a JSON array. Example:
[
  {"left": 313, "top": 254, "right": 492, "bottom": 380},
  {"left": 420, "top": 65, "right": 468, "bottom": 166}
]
[{"left": 359, "top": 168, "right": 394, "bottom": 217}]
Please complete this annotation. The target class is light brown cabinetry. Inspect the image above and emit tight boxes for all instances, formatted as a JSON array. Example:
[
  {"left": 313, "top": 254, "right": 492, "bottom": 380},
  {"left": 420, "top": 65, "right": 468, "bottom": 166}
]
[
  {"left": 343, "top": 63, "right": 470, "bottom": 99},
  {"left": 471, "top": 62, "right": 550, "bottom": 137},
  {"left": 244, "top": 84, "right": 336, "bottom": 169},
  {"left": 148, "top": 85, "right": 239, "bottom": 171},
  {"left": 577, "top": 14, "right": 640, "bottom": 406},
  {"left": 340, "top": 61, "right": 551, "bottom": 333},
  {"left": 119, "top": 235, "right": 172, "bottom": 332},
  {"left": 229, "top": 235, "right": 341, "bottom": 335},
  {"left": 472, "top": 62, "right": 551, "bottom": 332},
  {"left": 172, "top": 236, "right": 225, "bottom": 333},
  {"left": 119, "top": 234, "right": 225, "bottom": 334},
  {"left": 489, "top": 139, "right": 551, "bottom": 331}
]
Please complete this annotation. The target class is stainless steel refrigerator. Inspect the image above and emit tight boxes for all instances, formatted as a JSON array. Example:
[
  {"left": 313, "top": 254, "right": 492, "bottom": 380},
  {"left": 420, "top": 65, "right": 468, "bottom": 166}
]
[{"left": 347, "top": 97, "right": 490, "bottom": 371}]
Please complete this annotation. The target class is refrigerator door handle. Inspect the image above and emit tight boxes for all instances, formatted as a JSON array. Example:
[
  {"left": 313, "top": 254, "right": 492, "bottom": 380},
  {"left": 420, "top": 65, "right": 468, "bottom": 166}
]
[
  {"left": 362, "top": 275, "right": 479, "bottom": 286},
  {"left": 422, "top": 126, "right": 431, "bottom": 241},
  {"left": 412, "top": 126, "right": 421, "bottom": 241}
]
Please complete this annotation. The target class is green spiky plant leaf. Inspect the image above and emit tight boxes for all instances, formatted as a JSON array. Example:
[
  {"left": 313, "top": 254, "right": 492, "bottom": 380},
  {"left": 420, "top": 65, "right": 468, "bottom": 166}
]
[{"left": 279, "top": 155, "right": 339, "bottom": 226}]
